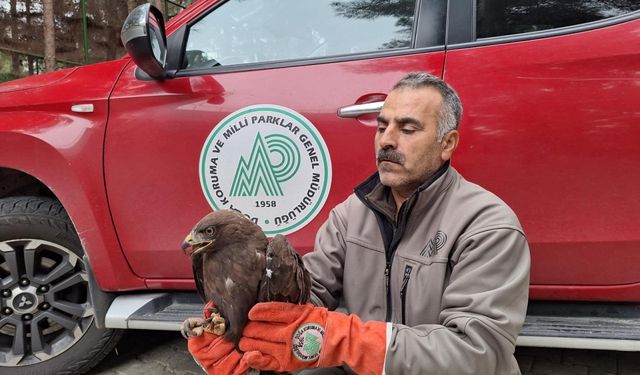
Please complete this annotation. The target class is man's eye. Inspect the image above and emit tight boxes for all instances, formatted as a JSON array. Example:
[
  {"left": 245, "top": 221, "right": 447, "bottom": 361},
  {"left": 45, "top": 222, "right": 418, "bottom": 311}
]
[
  {"left": 401, "top": 128, "right": 416, "bottom": 135},
  {"left": 376, "top": 126, "right": 387, "bottom": 133}
]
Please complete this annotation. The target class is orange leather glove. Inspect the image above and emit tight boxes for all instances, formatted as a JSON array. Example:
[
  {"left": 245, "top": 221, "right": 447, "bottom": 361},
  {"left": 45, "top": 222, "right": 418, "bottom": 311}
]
[
  {"left": 239, "top": 302, "right": 388, "bottom": 375},
  {"left": 186, "top": 302, "right": 249, "bottom": 375}
]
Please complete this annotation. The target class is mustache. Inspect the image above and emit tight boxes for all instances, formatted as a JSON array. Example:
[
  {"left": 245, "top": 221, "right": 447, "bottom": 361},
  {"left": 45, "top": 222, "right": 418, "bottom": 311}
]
[{"left": 377, "top": 149, "right": 404, "bottom": 164}]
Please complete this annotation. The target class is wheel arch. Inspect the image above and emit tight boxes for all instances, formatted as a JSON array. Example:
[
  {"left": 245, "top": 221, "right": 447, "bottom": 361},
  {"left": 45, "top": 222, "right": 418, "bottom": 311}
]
[
  {"left": 0, "top": 196, "right": 124, "bottom": 372},
  {"left": 0, "top": 132, "right": 144, "bottom": 291}
]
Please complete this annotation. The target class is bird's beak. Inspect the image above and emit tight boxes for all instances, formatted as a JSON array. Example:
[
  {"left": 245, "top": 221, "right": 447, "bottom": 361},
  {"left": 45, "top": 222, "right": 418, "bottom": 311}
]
[
  {"left": 182, "top": 232, "right": 194, "bottom": 254},
  {"left": 182, "top": 231, "right": 214, "bottom": 256}
]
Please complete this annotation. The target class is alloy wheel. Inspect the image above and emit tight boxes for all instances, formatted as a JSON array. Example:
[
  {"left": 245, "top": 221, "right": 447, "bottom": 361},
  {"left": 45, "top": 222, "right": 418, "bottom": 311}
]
[{"left": 0, "top": 239, "right": 93, "bottom": 366}]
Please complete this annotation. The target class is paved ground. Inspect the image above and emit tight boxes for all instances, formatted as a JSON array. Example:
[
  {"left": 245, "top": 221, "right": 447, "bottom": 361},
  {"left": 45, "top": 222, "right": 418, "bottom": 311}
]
[
  {"left": 92, "top": 330, "right": 202, "bottom": 375},
  {"left": 91, "top": 330, "right": 640, "bottom": 375}
]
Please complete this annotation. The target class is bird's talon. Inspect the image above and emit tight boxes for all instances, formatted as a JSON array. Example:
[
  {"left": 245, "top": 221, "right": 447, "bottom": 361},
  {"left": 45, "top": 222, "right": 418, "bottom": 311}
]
[{"left": 204, "top": 311, "right": 226, "bottom": 335}]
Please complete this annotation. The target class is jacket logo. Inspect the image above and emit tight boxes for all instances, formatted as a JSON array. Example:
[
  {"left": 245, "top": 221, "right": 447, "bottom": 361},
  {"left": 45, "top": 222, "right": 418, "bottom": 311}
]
[{"left": 419, "top": 231, "right": 447, "bottom": 257}]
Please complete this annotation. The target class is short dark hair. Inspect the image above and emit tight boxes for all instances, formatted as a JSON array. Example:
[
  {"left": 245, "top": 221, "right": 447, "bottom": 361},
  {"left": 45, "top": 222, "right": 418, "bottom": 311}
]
[{"left": 392, "top": 72, "right": 463, "bottom": 141}]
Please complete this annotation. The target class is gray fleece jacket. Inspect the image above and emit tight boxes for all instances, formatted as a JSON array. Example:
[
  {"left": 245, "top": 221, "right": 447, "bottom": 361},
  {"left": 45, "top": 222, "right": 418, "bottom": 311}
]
[{"left": 302, "top": 165, "right": 530, "bottom": 374}]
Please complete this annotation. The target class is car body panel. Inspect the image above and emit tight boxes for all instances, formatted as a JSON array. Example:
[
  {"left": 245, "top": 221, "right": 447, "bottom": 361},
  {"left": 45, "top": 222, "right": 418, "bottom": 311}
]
[
  {"left": 0, "top": 60, "right": 145, "bottom": 291},
  {"left": 0, "top": 67, "right": 77, "bottom": 94},
  {"left": 105, "top": 52, "right": 445, "bottom": 279},
  {"left": 445, "top": 18, "right": 640, "bottom": 296}
]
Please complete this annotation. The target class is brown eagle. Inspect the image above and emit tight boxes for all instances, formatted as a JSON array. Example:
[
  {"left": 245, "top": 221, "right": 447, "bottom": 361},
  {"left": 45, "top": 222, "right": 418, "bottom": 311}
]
[{"left": 181, "top": 209, "right": 311, "bottom": 346}]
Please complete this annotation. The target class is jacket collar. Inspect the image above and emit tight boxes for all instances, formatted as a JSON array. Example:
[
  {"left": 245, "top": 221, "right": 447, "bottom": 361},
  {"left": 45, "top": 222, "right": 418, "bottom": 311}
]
[{"left": 354, "top": 161, "right": 453, "bottom": 223}]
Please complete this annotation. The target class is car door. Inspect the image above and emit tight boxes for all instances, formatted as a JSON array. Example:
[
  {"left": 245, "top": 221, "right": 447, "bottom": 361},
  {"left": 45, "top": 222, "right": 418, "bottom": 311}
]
[
  {"left": 105, "top": 0, "right": 447, "bottom": 282},
  {"left": 443, "top": 1, "right": 640, "bottom": 296}
]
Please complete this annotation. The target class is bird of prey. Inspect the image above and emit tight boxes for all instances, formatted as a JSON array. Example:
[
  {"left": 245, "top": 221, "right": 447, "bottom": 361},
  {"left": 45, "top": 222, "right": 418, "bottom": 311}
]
[{"left": 182, "top": 209, "right": 311, "bottom": 346}]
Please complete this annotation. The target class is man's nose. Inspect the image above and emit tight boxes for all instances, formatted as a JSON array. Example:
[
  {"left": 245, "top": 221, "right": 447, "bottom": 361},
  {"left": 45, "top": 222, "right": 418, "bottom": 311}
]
[{"left": 377, "top": 127, "right": 398, "bottom": 149}]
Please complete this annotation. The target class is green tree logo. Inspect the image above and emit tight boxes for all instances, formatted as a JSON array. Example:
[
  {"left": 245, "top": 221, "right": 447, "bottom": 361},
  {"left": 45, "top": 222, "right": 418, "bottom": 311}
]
[
  {"left": 303, "top": 332, "right": 321, "bottom": 356},
  {"left": 230, "top": 133, "right": 300, "bottom": 196}
]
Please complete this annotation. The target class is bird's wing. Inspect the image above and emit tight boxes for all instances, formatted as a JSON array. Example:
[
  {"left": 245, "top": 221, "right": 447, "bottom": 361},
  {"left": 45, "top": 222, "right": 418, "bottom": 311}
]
[
  {"left": 203, "top": 243, "right": 266, "bottom": 346},
  {"left": 191, "top": 252, "right": 207, "bottom": 302},
  {"left": 258, "top": 234, "right": 311, "bottom": 304}
]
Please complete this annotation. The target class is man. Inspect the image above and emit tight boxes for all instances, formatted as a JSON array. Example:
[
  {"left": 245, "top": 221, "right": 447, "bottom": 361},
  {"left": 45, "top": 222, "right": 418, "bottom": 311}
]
[{"left": 187, "top": 72, "right": 530, "bottom": 374}]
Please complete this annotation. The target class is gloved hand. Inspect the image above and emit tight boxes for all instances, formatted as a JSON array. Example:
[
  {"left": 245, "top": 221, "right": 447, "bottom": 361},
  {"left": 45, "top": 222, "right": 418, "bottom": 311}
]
[
  {"left": 185, "top": 302, "right": 249, "bottom": 375},
  {"left": 239, "top": 302, "right": 388, "bottom": 375}
]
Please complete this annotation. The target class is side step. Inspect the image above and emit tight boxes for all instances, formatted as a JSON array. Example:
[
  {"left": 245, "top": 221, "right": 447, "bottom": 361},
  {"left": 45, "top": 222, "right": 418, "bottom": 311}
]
[
  {"left": 517, "top": 301, "right": 640, "bottom": 351},
  {"left": 104, "top": 293, "right": 640, "bottom": 351},
  {"left": 105, "top": 292, "right": 202, "bottom": 330}
]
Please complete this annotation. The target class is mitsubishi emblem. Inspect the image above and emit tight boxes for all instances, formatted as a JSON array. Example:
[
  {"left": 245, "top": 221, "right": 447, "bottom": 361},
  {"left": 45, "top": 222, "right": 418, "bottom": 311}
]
[{"left": 18, "top": 295, "right": 34, "bottom": 308}]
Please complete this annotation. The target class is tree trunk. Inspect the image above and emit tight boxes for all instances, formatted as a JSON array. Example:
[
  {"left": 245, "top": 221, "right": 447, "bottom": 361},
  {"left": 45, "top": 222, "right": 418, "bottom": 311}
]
[
  {"left": 11, "top": 54, "right": 22, "bottom": 76},
  {"left": 27, "top": 56, "right": 35, "bottom": 75},
  {"left": 127, "top": 0, "right": 138, "bottom": 13},
  {"left": 25, "top": 0, "right": 35, "bottom": 75},
  {"left": 9, "top": 0, "right": 21, "bottom": 75},
  {"left": 43, "top": 0, "right": 56, "bottom": 72}
]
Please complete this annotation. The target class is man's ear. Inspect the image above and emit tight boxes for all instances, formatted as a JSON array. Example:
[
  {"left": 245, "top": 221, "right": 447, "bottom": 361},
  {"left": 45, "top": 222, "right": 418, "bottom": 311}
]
[{"left": 440, "top": 130, "right": 459, "bottom": 161}]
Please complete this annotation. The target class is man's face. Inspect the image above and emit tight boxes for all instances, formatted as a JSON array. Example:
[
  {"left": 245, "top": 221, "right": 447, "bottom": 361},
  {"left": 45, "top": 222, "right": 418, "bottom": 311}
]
[{"left": 375, "top": 86, "right": 453, "bottom": 198}]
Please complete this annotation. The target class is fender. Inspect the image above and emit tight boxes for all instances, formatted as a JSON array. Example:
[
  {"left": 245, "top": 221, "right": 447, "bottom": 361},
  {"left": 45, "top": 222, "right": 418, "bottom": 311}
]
[{"left": 0, "top": 59, "right": 145, "bottom": 291}]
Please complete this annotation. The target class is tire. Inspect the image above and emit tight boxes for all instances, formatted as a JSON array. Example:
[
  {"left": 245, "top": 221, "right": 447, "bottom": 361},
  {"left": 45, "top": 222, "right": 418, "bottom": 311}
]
[{"left": 0, "top": 196, "right": 123, "bottom": 375}]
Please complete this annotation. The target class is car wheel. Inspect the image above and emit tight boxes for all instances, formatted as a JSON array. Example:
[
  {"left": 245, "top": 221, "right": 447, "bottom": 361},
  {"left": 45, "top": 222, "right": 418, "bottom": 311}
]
[{"left": 0, "top": 196, "right": 122, "bottom": 374}]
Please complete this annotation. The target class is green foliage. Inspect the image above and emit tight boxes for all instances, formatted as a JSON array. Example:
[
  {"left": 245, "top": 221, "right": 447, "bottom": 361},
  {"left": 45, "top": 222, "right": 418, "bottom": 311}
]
[{"left": 0, "top": 73, "right": 21, "bottom": 83}]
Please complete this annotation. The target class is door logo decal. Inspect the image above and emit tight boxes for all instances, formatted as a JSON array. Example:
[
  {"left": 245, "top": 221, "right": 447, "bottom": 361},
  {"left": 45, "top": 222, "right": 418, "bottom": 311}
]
[
  {"left": 200, "top": 105, "right": 332, "bottom": 236},
  {"left": 230, "top": 133, "right": 300, "bottom": 197}
]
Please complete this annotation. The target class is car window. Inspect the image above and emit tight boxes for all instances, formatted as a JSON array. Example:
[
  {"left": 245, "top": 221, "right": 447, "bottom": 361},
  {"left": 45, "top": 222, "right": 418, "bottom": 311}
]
[
  {"left": 182, "top": 0, "right": 418, "bottom": 69},
  {"left": 477, "top": 0, "right": 639, "bottom": 38}
]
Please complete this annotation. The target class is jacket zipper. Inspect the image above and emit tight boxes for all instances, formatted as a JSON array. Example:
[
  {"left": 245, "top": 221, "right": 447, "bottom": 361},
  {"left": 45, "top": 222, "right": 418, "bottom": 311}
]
[
  {"left": 384, "top": 265, "right": 391, "bottom": 296},
  {"left": 356, "top": 162, "right": 449, "bottom": 323},
  {"left": 385, "top": 225, "right": 399, "bottom": 322},
  {"left": 400, "top": 264, "right": 413, "bottom": 325},
  {"left": 384, "top": 261, "right": 393, "bottom": 321}
]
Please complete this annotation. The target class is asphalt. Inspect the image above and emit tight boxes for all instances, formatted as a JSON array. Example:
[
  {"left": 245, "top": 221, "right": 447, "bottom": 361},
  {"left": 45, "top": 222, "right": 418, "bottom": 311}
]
[{"left": 90, "top": 330, "right": 640, "bottom": 375}]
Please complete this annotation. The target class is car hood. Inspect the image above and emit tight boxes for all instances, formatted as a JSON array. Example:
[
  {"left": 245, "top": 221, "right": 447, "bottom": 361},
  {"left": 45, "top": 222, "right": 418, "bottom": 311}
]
[
  {"left": 0, "top": 59, "right": 130, "bottom": 111},
  {"left": 0, "top": 67, "right": 78, "bottom": 94}
]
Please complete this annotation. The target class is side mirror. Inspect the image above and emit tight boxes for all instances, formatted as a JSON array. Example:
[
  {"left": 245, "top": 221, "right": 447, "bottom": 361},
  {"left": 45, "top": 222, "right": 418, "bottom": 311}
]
[{"left": 121, "top": 4, "right": 167, "bottom": 79}]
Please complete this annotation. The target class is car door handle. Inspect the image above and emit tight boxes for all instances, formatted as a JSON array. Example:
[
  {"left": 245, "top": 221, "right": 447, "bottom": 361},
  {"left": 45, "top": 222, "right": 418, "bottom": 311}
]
[{"left": 337, "top": 101, "right": 384, "bottom": 118}]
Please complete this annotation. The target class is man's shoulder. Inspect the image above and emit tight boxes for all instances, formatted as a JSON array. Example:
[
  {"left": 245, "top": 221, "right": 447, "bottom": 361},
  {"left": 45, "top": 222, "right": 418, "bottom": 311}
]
[
  {"left": 452, "top": 170, "right": 509, "bottom": 205},
  {"left": 448, "top": 168, "right": 523, "bottom": 231},
  {"left": 333, "top": 192, "right": 368, "bottom": 216}
]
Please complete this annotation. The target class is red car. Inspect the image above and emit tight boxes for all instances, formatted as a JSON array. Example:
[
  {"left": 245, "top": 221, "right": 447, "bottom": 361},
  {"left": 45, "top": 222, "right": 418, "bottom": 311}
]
[{"left": 0, "top": 0, "right": 638, "bottom": 373}]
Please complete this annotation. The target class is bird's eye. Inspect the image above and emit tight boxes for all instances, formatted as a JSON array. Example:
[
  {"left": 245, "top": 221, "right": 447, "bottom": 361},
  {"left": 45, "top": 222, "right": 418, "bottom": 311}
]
[{"left": 205, "top": 227, "right": 215, "bottom": 236}]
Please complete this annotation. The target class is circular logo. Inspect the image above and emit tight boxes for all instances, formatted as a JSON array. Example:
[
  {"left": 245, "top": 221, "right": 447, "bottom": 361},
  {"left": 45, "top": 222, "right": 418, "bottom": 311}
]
[
  {"left": 291, "top": 323, "right": 325, "bottom": 362},
  {"left": 200, "top": 105, "right": 332, "bottom": 236},
  {"left": 13, "top": 292, "right": 36, "bottom": 312}
]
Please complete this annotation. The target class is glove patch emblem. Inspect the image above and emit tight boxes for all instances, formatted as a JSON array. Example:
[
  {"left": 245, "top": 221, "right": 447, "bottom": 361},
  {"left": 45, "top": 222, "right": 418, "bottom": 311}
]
[{"left": 292, "top": 323, "right": 325, "bottom": 362}]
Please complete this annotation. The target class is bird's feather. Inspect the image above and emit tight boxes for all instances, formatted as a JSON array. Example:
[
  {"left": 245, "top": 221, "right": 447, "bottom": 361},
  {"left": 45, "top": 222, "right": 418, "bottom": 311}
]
[
  {"left": 192, "top": 254, "right": 206, "bottom": 302},
  {"left": 258, "top": 234, "right": 311, "bottom": 304}
]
